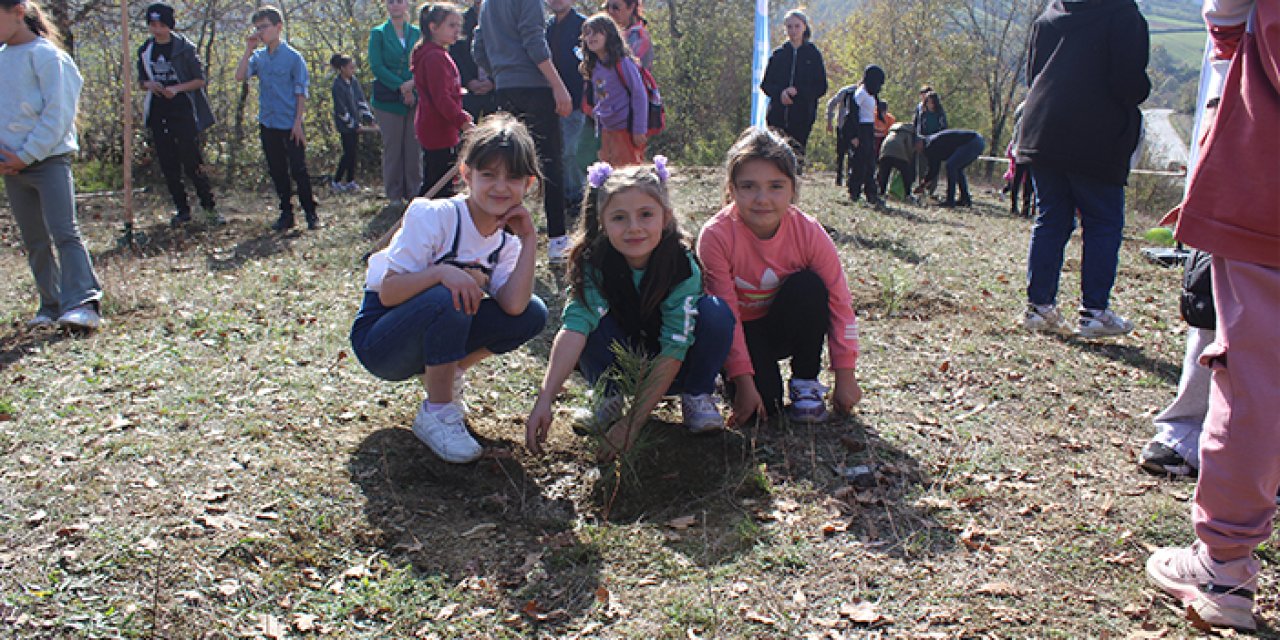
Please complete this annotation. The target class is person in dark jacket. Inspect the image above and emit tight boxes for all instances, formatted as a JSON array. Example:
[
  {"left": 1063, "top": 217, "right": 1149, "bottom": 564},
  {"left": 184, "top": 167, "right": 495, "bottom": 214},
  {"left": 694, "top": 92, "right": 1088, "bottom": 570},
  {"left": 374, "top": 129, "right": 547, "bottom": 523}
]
[
  {"left": 449, "top": 0, "right": 497, "bottom": 120},
  {"left": 760, "top": 10, "right": 827, "bottom": 169},
  {"left": 1017, "top": 0, "right": 1150, "bottom": 338},
  {"left": 916, "top": 129, "right": 984, "bottom": 208},
  {"left": 329, "top": 53, "right": 376, "bottom": 193},
  {"left": 136, "top": 3, "right": 221, "bottom": 227}
]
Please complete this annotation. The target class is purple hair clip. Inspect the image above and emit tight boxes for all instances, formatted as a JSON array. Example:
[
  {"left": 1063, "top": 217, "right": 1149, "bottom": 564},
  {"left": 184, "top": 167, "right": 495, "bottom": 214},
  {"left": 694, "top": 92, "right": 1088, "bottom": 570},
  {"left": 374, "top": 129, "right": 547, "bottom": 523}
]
[
  {"left": 587, "top": 162, "right": 614, "bottom": 189},
  {"left": 653, "top": 155, "right": 670, "bottom": 183}
]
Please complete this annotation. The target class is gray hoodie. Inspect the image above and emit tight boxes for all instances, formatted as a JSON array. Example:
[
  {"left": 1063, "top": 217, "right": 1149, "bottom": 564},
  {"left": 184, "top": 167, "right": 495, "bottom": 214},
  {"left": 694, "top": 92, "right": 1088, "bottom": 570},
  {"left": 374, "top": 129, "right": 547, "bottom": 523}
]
[{"left": 471, "top": 0, "right": 553, "bottom": 90}]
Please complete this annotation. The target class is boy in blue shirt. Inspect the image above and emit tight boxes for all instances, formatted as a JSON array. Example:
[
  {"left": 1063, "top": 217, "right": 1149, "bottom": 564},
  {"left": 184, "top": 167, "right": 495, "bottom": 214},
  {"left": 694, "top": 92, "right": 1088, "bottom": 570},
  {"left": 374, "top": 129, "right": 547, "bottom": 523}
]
[{"left": 234, "top": 5, "right": 319, "bottom": 231}]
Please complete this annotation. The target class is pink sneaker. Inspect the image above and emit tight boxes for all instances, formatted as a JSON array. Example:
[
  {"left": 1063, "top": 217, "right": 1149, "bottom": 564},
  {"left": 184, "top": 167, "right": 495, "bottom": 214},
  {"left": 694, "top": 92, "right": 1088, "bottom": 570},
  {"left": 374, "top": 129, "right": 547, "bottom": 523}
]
[{"left": 1146, "top": 540, "right": 1259, "bottom": 631}]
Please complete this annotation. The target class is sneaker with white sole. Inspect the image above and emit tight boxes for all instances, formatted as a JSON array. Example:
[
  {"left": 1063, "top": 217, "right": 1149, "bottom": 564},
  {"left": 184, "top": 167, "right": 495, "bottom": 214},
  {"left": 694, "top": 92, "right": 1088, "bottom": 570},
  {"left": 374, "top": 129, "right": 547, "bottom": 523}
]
[
  {"left": 547, "top": 236, "right": 570, "bottom": 264},
  {"left": 680, "top": 393, "right": 724, "bottom": 434},
  {"left": 1022, "top": 303, "right": 1066, "bottom": 333},
  {"left": 57, "top": 305, "right": 101, "bottom": 331},
  {"left": 571, "top": 393, "right": 624, "bottom": 435},
  {"left": 1146, "top": 541, "right": 1259, "bottom": 631},
  {"left": 1139, "top": 441, "right": 1196, "bottom": 477},
  {"left": 787, "top": 378, "right": 829, "bottom": 423},
  {"left": 411, "top": 401, "right": 482, "bottom": 463},
  {"left": 1077, "top": 307, "right": 1134, "bottom": 338}
]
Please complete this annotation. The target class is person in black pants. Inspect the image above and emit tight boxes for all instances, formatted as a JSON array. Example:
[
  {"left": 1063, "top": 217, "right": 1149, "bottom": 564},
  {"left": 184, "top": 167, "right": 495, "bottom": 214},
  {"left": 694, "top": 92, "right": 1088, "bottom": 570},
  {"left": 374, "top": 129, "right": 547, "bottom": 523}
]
[
  {"left": 136, "top": 3, "right": 221, "bottom": 227},
  {"left": 738, "top": 269, "right": 829, "bottom": 415},
  {"left": 760, "top": 10, "right": 828, "bottom": 170},
  {"left": 917, "top": 129, "right": 985, "bottom": 207}
]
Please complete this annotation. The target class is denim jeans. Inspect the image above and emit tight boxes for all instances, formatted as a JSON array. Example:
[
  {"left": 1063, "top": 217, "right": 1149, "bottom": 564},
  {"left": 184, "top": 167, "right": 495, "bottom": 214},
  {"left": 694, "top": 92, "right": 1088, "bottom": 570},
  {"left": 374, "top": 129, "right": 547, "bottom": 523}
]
[
  {"left": 944, "top": 136, "right": 984, "bottom": 204},
  {"left": 350, "top": 287, "right": 548, "bottom": 381},
  {"left": 1026, "top": 166, "right": 1126, "bottom": 310},
  {"left": 577, "top": 295, "right": 733, "bottom": 396},
  {"left": 560, "top": 109, "right": 587, "bottom": 205}
]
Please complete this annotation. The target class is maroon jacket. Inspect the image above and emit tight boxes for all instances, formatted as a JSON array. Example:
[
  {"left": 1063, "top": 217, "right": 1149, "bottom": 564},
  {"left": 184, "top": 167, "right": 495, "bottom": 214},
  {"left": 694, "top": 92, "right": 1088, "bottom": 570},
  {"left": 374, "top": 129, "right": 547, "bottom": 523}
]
[
  {"left": 1165, "top": 1, "right": 1280, "bottom": 267},
  {"left": 412, "top": 41, "right": 471, "bottom": 150}
]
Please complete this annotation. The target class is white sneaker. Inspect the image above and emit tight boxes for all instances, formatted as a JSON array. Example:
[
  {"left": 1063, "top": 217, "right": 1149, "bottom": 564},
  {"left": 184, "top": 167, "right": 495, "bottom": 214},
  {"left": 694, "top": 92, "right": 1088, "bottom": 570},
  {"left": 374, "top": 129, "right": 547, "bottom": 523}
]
[
  {"left": 547, "top": 236, "right": 570, "bottom": 264},
  {"left": 411, "top": 402, "right": 482, "bottom": 463},
  {"left": 1022, "top": 303, "right": 1066, "bottom": 334},
  {"left": 57, "top": 305, "right": 101, "bottom": 331},
  {"left": 787, "top": 378, "right": 829, "bottom": 423},
  {"left": 1077, "top": 308, "right": 1134, "bottom": 338},
  {"left": 680, "top": 393, "right": 724, "bottom": 434}
]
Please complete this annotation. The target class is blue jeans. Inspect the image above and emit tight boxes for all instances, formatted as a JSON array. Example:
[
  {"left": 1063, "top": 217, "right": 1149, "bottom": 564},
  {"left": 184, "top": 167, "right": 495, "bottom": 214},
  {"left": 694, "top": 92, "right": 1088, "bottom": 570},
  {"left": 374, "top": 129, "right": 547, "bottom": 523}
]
[
  {"left": 945, "top": 136, "right": 984, "bottom": 204},
  {"left": 560, "top": 109, "right": 587, "bottom": 205},
  {"left": 578, "top": 295, "right": 733, "bottom": 396},
  {"left": 350, "top": 287, "right": 548, "bottom": 381},
  {"left": 1026, "top": 166, "right": 1126, "bottom": 310}
]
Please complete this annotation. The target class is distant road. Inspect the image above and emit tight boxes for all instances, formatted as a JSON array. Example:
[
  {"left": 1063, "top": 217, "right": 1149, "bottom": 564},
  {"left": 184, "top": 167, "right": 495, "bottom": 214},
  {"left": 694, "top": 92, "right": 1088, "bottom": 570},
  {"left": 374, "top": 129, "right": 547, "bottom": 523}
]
[{"left": 1142, "top": 108, "right": 1189, "bottom": 170}]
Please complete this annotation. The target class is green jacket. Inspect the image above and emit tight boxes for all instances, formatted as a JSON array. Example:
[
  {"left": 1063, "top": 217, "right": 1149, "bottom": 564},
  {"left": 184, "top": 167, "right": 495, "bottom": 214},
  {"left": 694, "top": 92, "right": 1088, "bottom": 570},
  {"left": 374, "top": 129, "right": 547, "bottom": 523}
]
[{"left": 367, "top": 19, "right": 421, "bottom": 115}]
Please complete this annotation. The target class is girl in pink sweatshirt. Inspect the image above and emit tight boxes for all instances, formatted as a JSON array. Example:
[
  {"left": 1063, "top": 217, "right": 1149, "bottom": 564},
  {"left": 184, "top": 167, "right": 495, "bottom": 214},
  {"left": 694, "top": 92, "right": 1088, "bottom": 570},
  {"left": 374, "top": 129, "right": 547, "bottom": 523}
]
[{"left": 696, "top": 127, "right": 862, "bottom": 426}]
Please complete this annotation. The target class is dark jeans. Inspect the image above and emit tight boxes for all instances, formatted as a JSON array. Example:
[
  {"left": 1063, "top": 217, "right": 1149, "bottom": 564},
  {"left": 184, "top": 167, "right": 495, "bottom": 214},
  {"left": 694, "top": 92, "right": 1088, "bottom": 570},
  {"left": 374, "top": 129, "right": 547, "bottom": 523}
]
[
  {"left": 420, "top": 146, "right": 458, "bottom": 199},
  {"left": 878, "top": 157, "right": 916, "bottom": 197},
  {"left": 350, "top": 287, "right": 548, "bottom": 381},
  {"left": 334, "top": 130, "right": 359, "bottom": 184},
  {"left": 1026, "top": 165, "right": 1126, "bottom": 311},
  {"left": 149, "top": 115, "right": 214, "bottom": 214},
  {"left": 496, "top": 87, "right": 565, "bottom": 238},
  {"left": 834, "top": 124, "right": 855, "bottom": 184},
  {"left": 848, "top": 123, "right": 879, "bottom": 203},
  {"left": 944, "top": 136, "right": 985, "bottom": 205},
  {"left": 259, "top": 125, "right": 316, "bottom": 218},
  {"left": 577, "top": 295, "right": 734, "bottom": 396},
  {"left": 741, "top": 270, "right": 828, "bottom": 415}
]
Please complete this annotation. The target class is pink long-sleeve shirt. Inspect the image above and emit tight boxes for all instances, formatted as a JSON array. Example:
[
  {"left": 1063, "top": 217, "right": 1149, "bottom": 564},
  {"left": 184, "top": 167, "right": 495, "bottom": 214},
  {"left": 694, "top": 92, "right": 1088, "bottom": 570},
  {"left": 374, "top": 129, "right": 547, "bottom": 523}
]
[{"left": 697, "top": 203, "right": 859, "bottom": 379}]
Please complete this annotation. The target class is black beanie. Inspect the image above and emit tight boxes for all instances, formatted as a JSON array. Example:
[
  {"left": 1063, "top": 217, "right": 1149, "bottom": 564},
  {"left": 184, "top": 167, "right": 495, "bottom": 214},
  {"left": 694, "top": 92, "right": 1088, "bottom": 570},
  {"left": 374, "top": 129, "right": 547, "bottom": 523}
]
[
  {"left": 145, "top": 3, "right": 176, "bottom": 29},
  {"left": 862, "top": 65, "right": 885, "bottom": 96}
]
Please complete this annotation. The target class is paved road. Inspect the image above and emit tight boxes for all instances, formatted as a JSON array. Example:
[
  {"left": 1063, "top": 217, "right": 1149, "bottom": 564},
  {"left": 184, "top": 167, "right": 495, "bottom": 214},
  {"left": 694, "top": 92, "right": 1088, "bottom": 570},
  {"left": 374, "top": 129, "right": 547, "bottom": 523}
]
[{"left": 1142, "top": 108, "right": 1190, "bottom": 170}]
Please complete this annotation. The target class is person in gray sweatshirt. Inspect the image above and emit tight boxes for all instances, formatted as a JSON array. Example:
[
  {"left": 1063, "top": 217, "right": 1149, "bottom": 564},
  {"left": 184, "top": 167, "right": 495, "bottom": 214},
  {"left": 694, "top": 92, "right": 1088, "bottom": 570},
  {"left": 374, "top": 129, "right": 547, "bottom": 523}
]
[
  {"left": 471, "top": 0, "right": 573, "bottom": 263},
  {"left": 136, "top": 3, "right": 221, "bottom": 227}
]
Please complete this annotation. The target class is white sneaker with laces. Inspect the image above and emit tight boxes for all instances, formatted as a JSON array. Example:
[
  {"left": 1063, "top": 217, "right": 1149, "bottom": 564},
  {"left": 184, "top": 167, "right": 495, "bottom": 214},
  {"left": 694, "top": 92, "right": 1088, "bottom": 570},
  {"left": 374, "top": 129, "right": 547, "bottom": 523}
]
[
  {"left": 547, "top": 236, "right": 570, "bottom": 264},
  {"left": 57, "top": 305, "right": 101, "bottom": 331},
  {"left": 1076, "top": 307, "right": 1134, "bottom": 338},
  {"left": 1146, "top": 541, "right": 1259, "bottom": 631},
  {"left": 787, "top": 378, "right": 829, "bottom": 423},
  {"left": 1022, "top": 303, "right": 1065, "bottom": 333},
  {"left": 680, "top": 393, "right": 724, "bottom": 434},
  {"left": 411, "top": 402, "right": 482, "bottom": 463}
]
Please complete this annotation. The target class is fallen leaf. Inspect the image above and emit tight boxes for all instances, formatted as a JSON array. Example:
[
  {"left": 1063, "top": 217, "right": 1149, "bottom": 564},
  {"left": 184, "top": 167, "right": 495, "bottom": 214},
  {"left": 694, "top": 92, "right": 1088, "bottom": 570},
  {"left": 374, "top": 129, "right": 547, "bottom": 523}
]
[
  {"left": 216, "top": 580, "right": 240, "bottom": 597},
  {"left": 791, "top": 589, "right": 807, "bottom": 606},
  {"left": 259, "top": 613, "right": 286, "bottom": 639},
  {"left": 743, "top": 610, "right": 776, "bottom": 625},
  {"left": 292, "top": 613, "right": 317, "bottom": 632},
  {"left": 1121, "top": 603, "right": 1149, "bottom": 620},
  {"left": 974, "top": 581, "right": 1025, "bottom": 597},
  {"left": 460, "top": 523, "right": 497, "bottom": 538},
  {"left": 594, "top": 586, "right": 610, "bottom": 605},
  {"left": 522, "top": 599, "right": 548, "bottom": 621},
  {"left": 25, "top": 510, "right": 47, "bottom": 526},
  {"left": 840, "top": 599, "right": 890, "bottom": 625},
  {"left": 665, "top": 515, "right": 697, "bottom": 530},
  {"left": 434, "top": 603, "right": 458, "bottom": 621},
  {"left": 56, "top": 523, "right": 89, "bottom": 538},
  {"left": 341, "top": 565, "right": 371, "bottom": 580}
]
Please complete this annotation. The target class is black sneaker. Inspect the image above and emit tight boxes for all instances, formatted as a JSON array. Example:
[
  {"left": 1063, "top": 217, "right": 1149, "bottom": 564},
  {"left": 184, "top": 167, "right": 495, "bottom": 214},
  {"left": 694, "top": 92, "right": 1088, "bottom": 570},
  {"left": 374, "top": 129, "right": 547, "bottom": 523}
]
[
  {"left": 170, "top": 211, "right": 192, "bottom": 227},
  {"left": 1139, "top": 441, "right": 1196, "bottom": 477},
  {"left": 271, "top": 214, "right": 295, "bottom": 231},
  {"left": 305, "top": 213, "right": 322, "bottom": 230}
]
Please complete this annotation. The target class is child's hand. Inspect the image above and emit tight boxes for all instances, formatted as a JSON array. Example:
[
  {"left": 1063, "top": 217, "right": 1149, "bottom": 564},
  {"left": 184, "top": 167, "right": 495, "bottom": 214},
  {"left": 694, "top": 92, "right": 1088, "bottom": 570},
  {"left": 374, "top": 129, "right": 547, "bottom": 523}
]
[
  {"left": 0, "top": 149, "right": 27, "bottom": 175},
  {"left": 596, "top": 419, "right": 640, "bottom": 464},
  {"left": 728, "top": 376, "right": 766, "bottom": 428},
  {"left": 245, "top": 32, "right": 261, "bottom": 50},
  {"left": 832, "top": 369, "right": 862, "bottom": 415},
  {"left": 497, "top": 205, "right": 536, "bottom": 240},
  {"left": 525, "top": 401, "right": 553, "bottom": 455},
  {"left": 781, "top": 86, "right": 797, "bottom": 106},
  {"left": 439, "top": 265, "right": 485, "bottom": 314},
  {"left": 631, "top": 132, "right": 646, "bottom": 148}
]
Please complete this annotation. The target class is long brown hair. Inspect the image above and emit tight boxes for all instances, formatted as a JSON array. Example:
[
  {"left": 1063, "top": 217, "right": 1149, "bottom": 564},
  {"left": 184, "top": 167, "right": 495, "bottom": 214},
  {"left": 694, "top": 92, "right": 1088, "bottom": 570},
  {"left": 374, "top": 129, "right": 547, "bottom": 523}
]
[
  {"left": 579, "top": 13, "right": 631, "bottom": 79},
  {"left": 568, "top": 163, "right": 693, "bottom": 353},
  {"left": 2, "top": 0, "right": 65, "bottom": 50}
]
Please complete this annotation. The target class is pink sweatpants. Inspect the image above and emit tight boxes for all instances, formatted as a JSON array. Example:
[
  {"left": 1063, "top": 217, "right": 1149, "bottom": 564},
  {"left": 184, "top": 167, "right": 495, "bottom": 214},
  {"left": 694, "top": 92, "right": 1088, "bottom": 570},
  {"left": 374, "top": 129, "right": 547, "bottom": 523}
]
[{"left": 1192, "top": 257, "right": 1280, "bottom": 561}]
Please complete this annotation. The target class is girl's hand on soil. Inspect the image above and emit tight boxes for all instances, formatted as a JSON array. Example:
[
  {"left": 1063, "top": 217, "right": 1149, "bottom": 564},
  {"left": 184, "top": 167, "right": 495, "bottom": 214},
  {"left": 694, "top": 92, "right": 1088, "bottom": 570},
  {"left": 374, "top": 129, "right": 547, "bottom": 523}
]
[
  {"left": 832, "top": 369, "right": 862, "bottom": 415},
  {"left": 525, "top": 400, "right": 553, "bottom": 455},
  {"left": 729, "top": 376, "right": 766, "bottom": 428},
  {"left": 596, "top": 419, "right": 639, "bottom": 464},
  {"left": 631, "top": 132, "right": 646, "bottom": 148},
  {"left": 498, "top": 205, "right": 536, "bottom": 240},
  {"left": 439, "top": 265, "right": 484, "bottom": 314}
]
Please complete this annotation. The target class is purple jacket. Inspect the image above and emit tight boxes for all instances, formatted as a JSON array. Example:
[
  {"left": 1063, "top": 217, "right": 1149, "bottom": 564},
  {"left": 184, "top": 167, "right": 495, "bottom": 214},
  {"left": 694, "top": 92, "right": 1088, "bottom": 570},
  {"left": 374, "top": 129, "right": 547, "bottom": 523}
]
[{"left": 589, "top": 57, "right": 648, "bottom": 135}]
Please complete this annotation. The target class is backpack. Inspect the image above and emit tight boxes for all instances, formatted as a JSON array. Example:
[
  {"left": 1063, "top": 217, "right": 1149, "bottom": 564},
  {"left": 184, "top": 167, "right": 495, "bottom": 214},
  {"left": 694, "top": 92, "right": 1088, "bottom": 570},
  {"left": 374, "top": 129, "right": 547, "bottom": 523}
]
[{"left": 583, "top": 58, "right": 665, "bottom": 137}]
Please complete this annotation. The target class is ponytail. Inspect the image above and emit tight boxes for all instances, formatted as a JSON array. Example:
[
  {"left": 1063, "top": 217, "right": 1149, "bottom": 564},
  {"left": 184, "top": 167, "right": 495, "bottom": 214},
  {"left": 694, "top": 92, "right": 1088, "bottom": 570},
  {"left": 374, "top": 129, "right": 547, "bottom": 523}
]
[{"left": 1, "top": 0, "right": 66, "bottom": 50}]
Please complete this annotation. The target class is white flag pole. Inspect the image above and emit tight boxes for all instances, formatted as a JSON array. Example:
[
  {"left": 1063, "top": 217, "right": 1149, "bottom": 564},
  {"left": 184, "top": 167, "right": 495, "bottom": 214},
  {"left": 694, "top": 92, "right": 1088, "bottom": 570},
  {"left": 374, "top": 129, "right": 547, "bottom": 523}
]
[{"left": 749, "top": 0, "right": 769, "bottom": 128}]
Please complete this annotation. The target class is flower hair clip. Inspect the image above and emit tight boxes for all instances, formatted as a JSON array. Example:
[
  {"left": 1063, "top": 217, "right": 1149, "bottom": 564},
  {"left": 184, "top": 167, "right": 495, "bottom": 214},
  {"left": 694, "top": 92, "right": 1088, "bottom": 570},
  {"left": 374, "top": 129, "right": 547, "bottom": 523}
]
[
  {"left": 653, "top": 155, "right": 670, "bottom": 183},
  {"left": 587, "top": 162, "right": 614, "bottom": 189}
]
